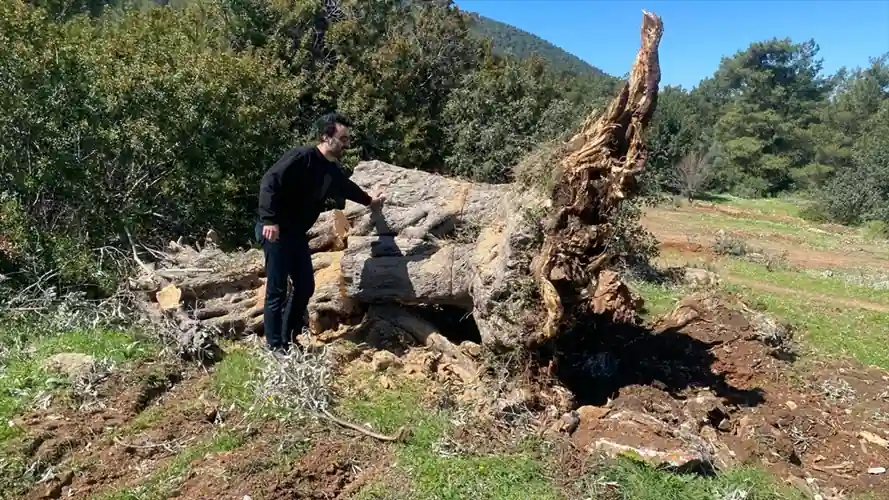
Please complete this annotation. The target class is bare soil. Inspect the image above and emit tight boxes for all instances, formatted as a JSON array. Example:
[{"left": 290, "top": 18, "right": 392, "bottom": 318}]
[
  {"left": 553, "top": 292, "right": 889, "bottom": 498},
  {"left": 15, "top": 360, "right": 212, "bottom": 499},
  {"left": 643, "top": 206, "right": 889, "bottom": 270},
  {"left": 175, "top": 431, "right": 389, "bottom": 500},
  {"left": 11, "top": 292, "right": 889, "bottom": 499}
]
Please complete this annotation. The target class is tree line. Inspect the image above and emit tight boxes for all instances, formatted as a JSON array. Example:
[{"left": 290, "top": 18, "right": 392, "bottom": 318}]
[
  {"left": 0, "top": 0, "right": 886, "bottom": 296},
  {"left": 645, "top": 39, "right": 889, "bottom": 227}
]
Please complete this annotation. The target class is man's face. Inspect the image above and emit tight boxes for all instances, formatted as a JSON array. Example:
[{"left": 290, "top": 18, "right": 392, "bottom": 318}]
[{"left": 325, "top": 123, "right": 352, "bottom": 160}]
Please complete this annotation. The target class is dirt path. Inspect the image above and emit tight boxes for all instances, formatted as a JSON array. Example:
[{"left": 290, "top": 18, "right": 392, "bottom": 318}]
[
  {"left": 646, "top": 223, "right": 889, "bottom": 271},
  {"left": 725, "top": 274, "right": 889, "bottom": 313}
]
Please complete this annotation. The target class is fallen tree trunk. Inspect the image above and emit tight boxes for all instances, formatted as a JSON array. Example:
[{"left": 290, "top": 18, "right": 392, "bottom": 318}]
[{"left": 132, "top": 11, "right": 664, "bottom": 355}]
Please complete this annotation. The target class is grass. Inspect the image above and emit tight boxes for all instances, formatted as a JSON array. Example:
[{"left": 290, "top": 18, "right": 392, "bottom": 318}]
[
  {"left": 649, "top": 240, "right": 889, "bottom": 371},
  {"left": 651, "top": 195, "right": 889, "bottom": 256},
  {"left": 580, "top": 458, "right": 808, "bottom": 500},
  {"left": 647, "top": 189, "right": 889, "bottom": 371},
  {"left": 724, "top": 282, "right": 889, "bottom": 370},
  {"left": 721, "top": 258, "right": 889, "bottom": 306},
  {"left": 630, "top": 256, "right": 889, "bottom": 371},
  {"left": 340, "top": 370, "right": 562, "bottom": 500},
  {"left": 629, "top": 280, "right": 683, "bottom": 320},
  {"left": 700, "top": 192, "right": 811, "bottom": 219},
  {"left": 670, "top": 210, "right": 844, "bottom": 249},
  {"left": 0, "top": 319, "right": 157, "bottom": 497},
  {"left": 0, "top": 322, "right": 153, "bottom": 443},
  {"left": 342, "top": 370, "right": 810, "bottom": 500},
  {"left": 209, "top": 341, "right": 263, "bottom": 411}
]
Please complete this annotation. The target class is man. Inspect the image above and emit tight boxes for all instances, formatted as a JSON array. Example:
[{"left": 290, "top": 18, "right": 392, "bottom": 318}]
[{"left": 256, "top": 113, "right": 382, "bottom": 354}]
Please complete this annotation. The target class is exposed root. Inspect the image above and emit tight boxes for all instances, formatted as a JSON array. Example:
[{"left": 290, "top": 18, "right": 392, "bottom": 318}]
[
  {"left": 533, "top": 11, "right": 664, "bottom": 343},
  {"left": 318, "top": 409, "right": 409, "bottom": 442}
]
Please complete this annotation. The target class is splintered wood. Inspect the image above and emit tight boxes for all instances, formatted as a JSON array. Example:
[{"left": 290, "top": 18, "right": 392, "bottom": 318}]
[
  {"left": 532, "top": 11, "right": 664, "bottom": 341},
  {"left": 134, "top": 11, "right": 664, "bottom": 355}
]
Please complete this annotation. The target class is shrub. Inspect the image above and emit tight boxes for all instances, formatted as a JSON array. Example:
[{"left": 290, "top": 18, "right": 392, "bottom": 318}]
[
  {"left": 0, "top": 1, "right": 300, "bottom": 290},
  {"left": 861, "top": 220, "right": 889, "bottom": 241}
]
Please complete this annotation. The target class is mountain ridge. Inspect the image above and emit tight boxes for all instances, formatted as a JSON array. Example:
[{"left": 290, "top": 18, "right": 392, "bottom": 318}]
[{"left": 466, "top": 12, "right": 608, "bottom": 78}]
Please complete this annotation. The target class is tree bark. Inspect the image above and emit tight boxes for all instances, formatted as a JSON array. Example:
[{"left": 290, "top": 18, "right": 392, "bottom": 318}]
[
  {"left": 531, "top": 11, "right": 664, "bottom": 342},
  {"left": 132, "top": 11, "right": 664, "bottom": 355}
]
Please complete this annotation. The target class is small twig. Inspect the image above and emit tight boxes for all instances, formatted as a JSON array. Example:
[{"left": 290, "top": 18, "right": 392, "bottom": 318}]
[
  {"left": 113, "top": 436, "right": 195, "bottom": 451},
  {"left": 139, "top": 244, "right": 174, "bottom": 262},
  {"left": 317, "top": 408, "right": 408, "bottom": 442},
  {"left": 124, "top": 227, "right": 154, "bottom": 276},
  {"left": 156, "top": 268, "right": 214, "bottom": 274}
]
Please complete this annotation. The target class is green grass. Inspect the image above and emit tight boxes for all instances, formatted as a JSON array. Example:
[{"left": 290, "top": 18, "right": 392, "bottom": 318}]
[
  {"left": 672, "top": 255, "right": 889, "bottom": 370},
  {"left": 579, "top": 458, "right": 807, "bottom": 500},
  {"left": 209, "top": 343, "right": 263, "bottom": 411},
  {"left": 632, "top": 256, "right": 889, "bottom": 371},
  {"left": 342, "top": 372, "right": 562, "bottom": 500},
  {"left": 629, "top": 280, "right": 683, "bottom": 319},
  {"left": 722, "top": 259, "right": 889, "bottom": 306},
  {"left": 677, "top": 210, "right": 844, "bottom": 249},
  {"left": 724, "top": 282, "right": 889, "bottom": 370},
  {"left": 702, "top": 193, "right": 811, "bottom": 219},
  {"left": 343, "top": 371, "right": 810, "bottom": 500},
  {"left": 0, "top": 321, "right": 157, "bottom": 497},
  {"left": 0, "top": 323, "right": 154, "bottom": 443}
]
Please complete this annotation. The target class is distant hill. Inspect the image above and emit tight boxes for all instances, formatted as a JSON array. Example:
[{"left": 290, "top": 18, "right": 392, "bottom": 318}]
[{"left": 467, "top": 13, "right": 608, "bottom": 78}]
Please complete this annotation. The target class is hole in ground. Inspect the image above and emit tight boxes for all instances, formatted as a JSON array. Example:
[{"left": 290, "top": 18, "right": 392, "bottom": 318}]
[
  {"left": 407, "top": 304, "right": 482, "bottom": 345},
  {"left": 531, "top": 313, "right": 766, "bottom": 408}
]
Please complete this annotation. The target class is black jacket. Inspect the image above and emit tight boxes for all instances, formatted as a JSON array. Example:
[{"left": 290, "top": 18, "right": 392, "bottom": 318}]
[{"left": 257, "top": 146, "right": 372, "bottom": 233}]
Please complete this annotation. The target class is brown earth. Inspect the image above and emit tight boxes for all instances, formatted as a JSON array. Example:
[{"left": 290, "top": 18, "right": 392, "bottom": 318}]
[
  {"left": 549, "top": 292, "right": 889, "bottom": 498},
  {"left": 643, "top": 206, "right": 889, "bottom": 270},
  {"left": 11, "top": 290, "right": 889, "bottom": 499},
  {"left": 175, "top": 431, "right": 390, "bottom": 500},
  {"left": 14, "top": 360, "right": 213, "bottom": 499}
]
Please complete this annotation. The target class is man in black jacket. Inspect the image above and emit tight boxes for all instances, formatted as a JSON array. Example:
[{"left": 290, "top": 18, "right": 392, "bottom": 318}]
[{"left": 256, "top": 113, "right": 382, "bottom": 354}]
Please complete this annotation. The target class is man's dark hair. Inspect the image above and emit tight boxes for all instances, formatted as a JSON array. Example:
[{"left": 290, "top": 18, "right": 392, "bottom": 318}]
[{"left": 316, "top": 112, "right": 352, "bottom": 140}]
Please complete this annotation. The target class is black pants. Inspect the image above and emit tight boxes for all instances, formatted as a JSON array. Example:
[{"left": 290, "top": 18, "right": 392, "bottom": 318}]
[{"left": 255, "top": 222, "right": 314, "bottom": 351}]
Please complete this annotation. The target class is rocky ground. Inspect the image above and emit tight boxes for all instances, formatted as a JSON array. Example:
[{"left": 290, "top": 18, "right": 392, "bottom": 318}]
[
  {"left": 8, "top": 282, "right": 889, "bottom": 499},
  {"left": 8, "top": 178, "right": 889, "bottom": 499}
]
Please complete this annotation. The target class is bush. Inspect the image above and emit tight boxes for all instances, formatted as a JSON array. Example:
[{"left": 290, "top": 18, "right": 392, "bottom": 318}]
[
  {"left": 0, "top": 1, "right": 301, "bottom": 290},
  {"left": 711, "top": 230, "right": 749, "bottom": 257},
  {"left": 861, "top": 220, "right": 889, "bottom": 241}
]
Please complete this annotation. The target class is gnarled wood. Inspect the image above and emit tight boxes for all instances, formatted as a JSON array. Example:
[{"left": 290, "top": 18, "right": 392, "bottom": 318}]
[
  {"left": 132, "top": 11, "right": 664, "bottom": 356},
  {"left": 533, "top": 11, "right": 664, "bottom": 341}
]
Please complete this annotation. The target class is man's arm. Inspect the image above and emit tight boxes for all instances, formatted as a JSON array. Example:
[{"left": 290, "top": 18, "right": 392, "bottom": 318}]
[
  {"left": 258, "top": 168, "right": 282, "bottom": 224},
  {"left": 329, "top": 164, "right": 373, "bottom": 206}
]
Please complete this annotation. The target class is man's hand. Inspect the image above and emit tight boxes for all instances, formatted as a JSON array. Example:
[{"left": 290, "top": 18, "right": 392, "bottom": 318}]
[
  {"left": 368, "top": 193, "right": 385, "bottom": 212},
  {"left": 262, "top": 223, "right": 279, "bottom": 242}
]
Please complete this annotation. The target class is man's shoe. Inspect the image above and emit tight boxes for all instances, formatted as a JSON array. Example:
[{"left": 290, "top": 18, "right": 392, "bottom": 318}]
[{"left": 266, "top": 345, "right": 288, "bottom": 362}]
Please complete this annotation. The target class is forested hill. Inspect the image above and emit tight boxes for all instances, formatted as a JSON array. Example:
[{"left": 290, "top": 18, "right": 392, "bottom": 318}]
[{"left": 467, "top": 13, "right": 608, "bottom": 78}]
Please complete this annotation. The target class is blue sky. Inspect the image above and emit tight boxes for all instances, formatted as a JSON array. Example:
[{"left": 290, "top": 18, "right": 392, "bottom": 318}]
[{"left": 454, "top": 0, "right": 889, "bottom": 89}]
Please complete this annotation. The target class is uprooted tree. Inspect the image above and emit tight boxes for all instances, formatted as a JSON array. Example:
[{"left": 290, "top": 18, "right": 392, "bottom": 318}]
[{"left": 130, "top": 11, "right": 665, "bottom": 377}]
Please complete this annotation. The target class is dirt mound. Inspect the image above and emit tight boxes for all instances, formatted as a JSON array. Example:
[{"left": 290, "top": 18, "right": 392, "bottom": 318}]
[
  {"left": 10, "top": 361, "right": 223, "bottom": 500},
  {"left": 538, "top": 291, "right": 889, "bottom": 498},
  {"left": 175, "top": 432, "right": 388, "bottom": 500}
]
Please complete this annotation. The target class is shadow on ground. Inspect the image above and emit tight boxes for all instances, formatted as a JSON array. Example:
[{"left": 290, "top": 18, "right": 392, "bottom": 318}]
[{"left": 532, "top": 315, "right": 766, "bottom": 408}]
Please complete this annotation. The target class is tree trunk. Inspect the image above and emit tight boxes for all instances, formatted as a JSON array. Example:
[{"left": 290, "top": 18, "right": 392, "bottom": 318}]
[
  {"left": 131, "top": 11, "right": 664, "bottom": 356},
  {"left": 531, "top": 11, "right": 664, "bottom": 342}
]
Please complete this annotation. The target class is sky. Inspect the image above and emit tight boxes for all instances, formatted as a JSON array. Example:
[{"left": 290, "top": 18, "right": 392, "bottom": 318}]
[{"left": 454, "top": 0, "right": 889, "bottom": 89}]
